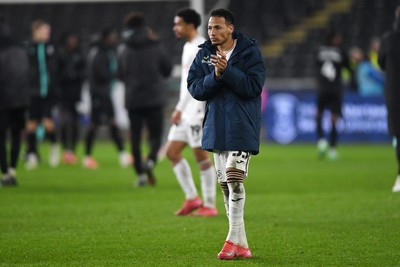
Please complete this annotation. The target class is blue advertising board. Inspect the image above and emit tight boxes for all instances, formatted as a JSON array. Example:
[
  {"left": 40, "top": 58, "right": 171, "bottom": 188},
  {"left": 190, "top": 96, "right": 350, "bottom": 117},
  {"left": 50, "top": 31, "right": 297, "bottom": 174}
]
[{"left": 263, "top": 90, "right": 390, "bottom": 144}]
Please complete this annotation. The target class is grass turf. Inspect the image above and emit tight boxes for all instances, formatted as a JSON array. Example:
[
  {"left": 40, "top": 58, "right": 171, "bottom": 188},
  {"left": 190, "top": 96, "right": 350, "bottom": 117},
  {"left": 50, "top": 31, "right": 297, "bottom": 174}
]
[{"left": 0, "top": 142, "right": 399, "bottom": 266}]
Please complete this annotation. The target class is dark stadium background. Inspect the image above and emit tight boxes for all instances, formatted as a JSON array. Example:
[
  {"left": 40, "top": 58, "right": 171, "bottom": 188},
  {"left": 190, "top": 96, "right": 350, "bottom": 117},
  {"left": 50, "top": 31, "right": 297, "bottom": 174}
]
[{"left": 1, "top": 0, "right": 398, "bottom": 143}]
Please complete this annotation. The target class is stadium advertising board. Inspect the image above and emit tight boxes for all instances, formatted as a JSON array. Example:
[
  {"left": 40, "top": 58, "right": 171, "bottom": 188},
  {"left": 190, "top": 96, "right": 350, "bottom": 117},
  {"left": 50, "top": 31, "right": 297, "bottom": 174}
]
[{"left": 263, "top": 90, "right": 390, "bottom": 144}]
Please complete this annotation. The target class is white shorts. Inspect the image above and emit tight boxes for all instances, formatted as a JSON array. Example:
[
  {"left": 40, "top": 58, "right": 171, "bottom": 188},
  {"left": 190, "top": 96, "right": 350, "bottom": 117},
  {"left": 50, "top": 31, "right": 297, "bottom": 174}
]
[
  {"left": 213, "top": 151, "right": 251, "bottom": 183},
  {"left": 167, "top": 119, "right": 203, "bottom": 148}
]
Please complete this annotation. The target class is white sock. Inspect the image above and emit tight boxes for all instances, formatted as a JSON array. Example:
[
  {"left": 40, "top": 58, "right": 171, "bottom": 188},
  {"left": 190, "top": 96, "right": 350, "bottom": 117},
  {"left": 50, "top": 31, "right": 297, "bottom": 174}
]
[
  {"left": 238, "top": 220, "right": 248, "bottom": 248},
  {"left": 220, "top": 182, "right": 230, "bottom": 218},
  {"left": 200, "top": 166, "right": 217, "bottom": 208},
  {"left": 8, "top": 168, "right": 16, "bottom": 177},
  {"left": 138, "top": 173, "right": 147, "bottom": 182},
  {"left": 49, "top": 144, "right": 60, "bottom": 167},
  {"left": 173, "top": 158, "right": 198, "bottom": 200},
  {"left": 226, "top": 182, "right": 248, "bottom": 248}
]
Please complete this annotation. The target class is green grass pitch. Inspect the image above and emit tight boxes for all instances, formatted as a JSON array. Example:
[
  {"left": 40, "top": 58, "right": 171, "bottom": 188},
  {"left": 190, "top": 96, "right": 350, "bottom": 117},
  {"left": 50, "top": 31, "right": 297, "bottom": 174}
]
[{"left": 1, "top": 142, "right": 399, "bottom": 266}]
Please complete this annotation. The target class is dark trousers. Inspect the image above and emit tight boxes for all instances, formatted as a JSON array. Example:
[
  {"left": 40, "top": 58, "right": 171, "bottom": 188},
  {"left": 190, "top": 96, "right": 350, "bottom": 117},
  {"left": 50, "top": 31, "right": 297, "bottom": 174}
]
[
  {"left": 0, "top": 108, "right": 25, "bottom": 175},
  {"left": 128, "top": 106, "right": 163, "bottom": 175},
  {"left": 84, "top": 97, "right": 124, "bottom": 156},
  {"left": 316, "top": 115, "right": 338, "bottom": 148},
  {"left": 0, "top": 129, "right": 22, "bottom": 175},
  {"left": 60, "top": 100, "right": 79, "bottom": 152},
  {"left": 84, "top": 122, "right": 124, "bottom": 156}
]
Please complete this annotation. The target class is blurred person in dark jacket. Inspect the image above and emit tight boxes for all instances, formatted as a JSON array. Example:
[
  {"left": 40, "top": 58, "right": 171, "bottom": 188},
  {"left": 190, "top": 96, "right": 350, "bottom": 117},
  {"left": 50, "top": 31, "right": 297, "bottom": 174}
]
[
  {"left": 0, "top": 18, "right": 30, "bottom": 186},
  {"left": 315, "top": 30, "right": 353, "bottom": 160},
  {"left": 84, "top": 27, "right": 131, "bottom": 169},
  {"left": 379, "top": 5, "right": 400, "bottom": 192},
  {"left": 25, "top": 20, "right": 60, "bottom": 170},
  {"left": 118, "top": 13, "right": 172, "bottom": 186},
  {"left": 58, "top": 32, "right": 85, "bottom": 165}
]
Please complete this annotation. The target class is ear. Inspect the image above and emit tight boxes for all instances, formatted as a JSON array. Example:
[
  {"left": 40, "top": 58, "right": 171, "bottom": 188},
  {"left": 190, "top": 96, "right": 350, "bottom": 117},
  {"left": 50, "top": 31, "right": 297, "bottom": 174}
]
[{"left": 228, "top": 24, "right": 234, "bottom": 34}]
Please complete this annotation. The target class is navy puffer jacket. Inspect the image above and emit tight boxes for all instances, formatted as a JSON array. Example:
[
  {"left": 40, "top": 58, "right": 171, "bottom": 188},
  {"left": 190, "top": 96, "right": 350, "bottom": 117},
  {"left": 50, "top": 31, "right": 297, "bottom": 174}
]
[{"left": 188, "top": 31, "right": 266, "bottom": 155}]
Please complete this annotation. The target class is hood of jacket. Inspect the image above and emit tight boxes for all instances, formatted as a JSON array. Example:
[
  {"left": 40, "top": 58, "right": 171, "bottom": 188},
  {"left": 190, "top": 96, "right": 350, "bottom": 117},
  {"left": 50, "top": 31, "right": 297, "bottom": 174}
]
[{"left": 122, "top": 26, "right": 158, "bottom": 48}]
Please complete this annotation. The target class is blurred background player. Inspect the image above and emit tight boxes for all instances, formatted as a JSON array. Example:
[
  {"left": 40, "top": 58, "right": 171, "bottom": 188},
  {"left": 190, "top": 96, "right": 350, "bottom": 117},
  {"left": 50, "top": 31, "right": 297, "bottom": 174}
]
[
  {"left": 368, "top": 37, "right": 381, "bottom": 70},
  {"left": 188, "top": 9, "right": 265, "bottom": 260},
  {"left": 84, "top": 27, "right": 131, "bottom": 169},
  {"left": 378, "top": 5, "right": 400, "bottom": 192},
  {"left": 58, "top": 32, "right": 85, "bottom": 165},
  {"left": 349, "top": 46, "right": 384, "bottom": 97},
  {"left": 166, "top": 8, "right": 217, "bottom": 216},
  {"left": 25, "top": 20, "right": 60, "bottom": 170},
  {"left": 118, "top": 13, "right": 172, "bottom": 186},
  {"left": 0, "top": 17, "right": 30, "bottom": 186},
  {"left": 315, "top": 30, "right": 353, "bottom": 160}
]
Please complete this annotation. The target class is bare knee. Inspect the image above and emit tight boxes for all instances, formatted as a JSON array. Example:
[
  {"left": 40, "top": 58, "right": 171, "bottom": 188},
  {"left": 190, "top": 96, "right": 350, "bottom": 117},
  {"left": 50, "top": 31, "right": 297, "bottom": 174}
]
[
  {"left": 193, "top": 148, "right": 212, "bottom": 170},
  {"left": 166, "top": 142, "right": 184, "bottom": 165},
  {"left": 166, "top": 149, "right": 181, "bottom": 164}
]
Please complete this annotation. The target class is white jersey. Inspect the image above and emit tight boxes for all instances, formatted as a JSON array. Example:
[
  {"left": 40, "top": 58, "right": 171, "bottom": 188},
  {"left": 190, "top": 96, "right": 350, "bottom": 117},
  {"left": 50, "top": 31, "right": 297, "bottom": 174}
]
[{"left": 175, "top": 34, "right": 206, "bottom": 120}]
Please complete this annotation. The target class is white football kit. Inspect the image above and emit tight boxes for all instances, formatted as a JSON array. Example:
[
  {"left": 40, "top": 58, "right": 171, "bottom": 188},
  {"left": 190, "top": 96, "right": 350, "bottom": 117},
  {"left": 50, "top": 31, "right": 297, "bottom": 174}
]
[{"left": 168, "top": 35, "right": 206, "bottom": 148}]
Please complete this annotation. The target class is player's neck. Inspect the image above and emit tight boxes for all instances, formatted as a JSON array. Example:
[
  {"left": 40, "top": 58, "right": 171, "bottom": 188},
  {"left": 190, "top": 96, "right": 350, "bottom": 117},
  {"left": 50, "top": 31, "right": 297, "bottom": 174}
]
[
  {"left": 187, "top": 31, "right": 198, "bottom": 43},
  {"left": 218, "top": 38, "right": 235, "bottom": 53}
]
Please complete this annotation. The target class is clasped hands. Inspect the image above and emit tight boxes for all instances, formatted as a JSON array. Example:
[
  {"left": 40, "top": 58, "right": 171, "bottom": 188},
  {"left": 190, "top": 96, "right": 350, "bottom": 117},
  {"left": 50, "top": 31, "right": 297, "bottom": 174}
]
[{"left": 211, "top": 49, "right": 227, "bottom": 78}]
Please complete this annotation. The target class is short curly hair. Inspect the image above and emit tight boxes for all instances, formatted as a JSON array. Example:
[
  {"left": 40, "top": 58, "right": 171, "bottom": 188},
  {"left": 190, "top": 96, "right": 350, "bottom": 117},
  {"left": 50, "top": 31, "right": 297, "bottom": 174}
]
[
  {"left": 124, "top": 12, "right": 145, "bottom": 28},
  {"left": 175, "top": 8, "right": 201, "bottom": 29},
  {"left": 210, "top": 9, "right": 235, "bottom": 25}
]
